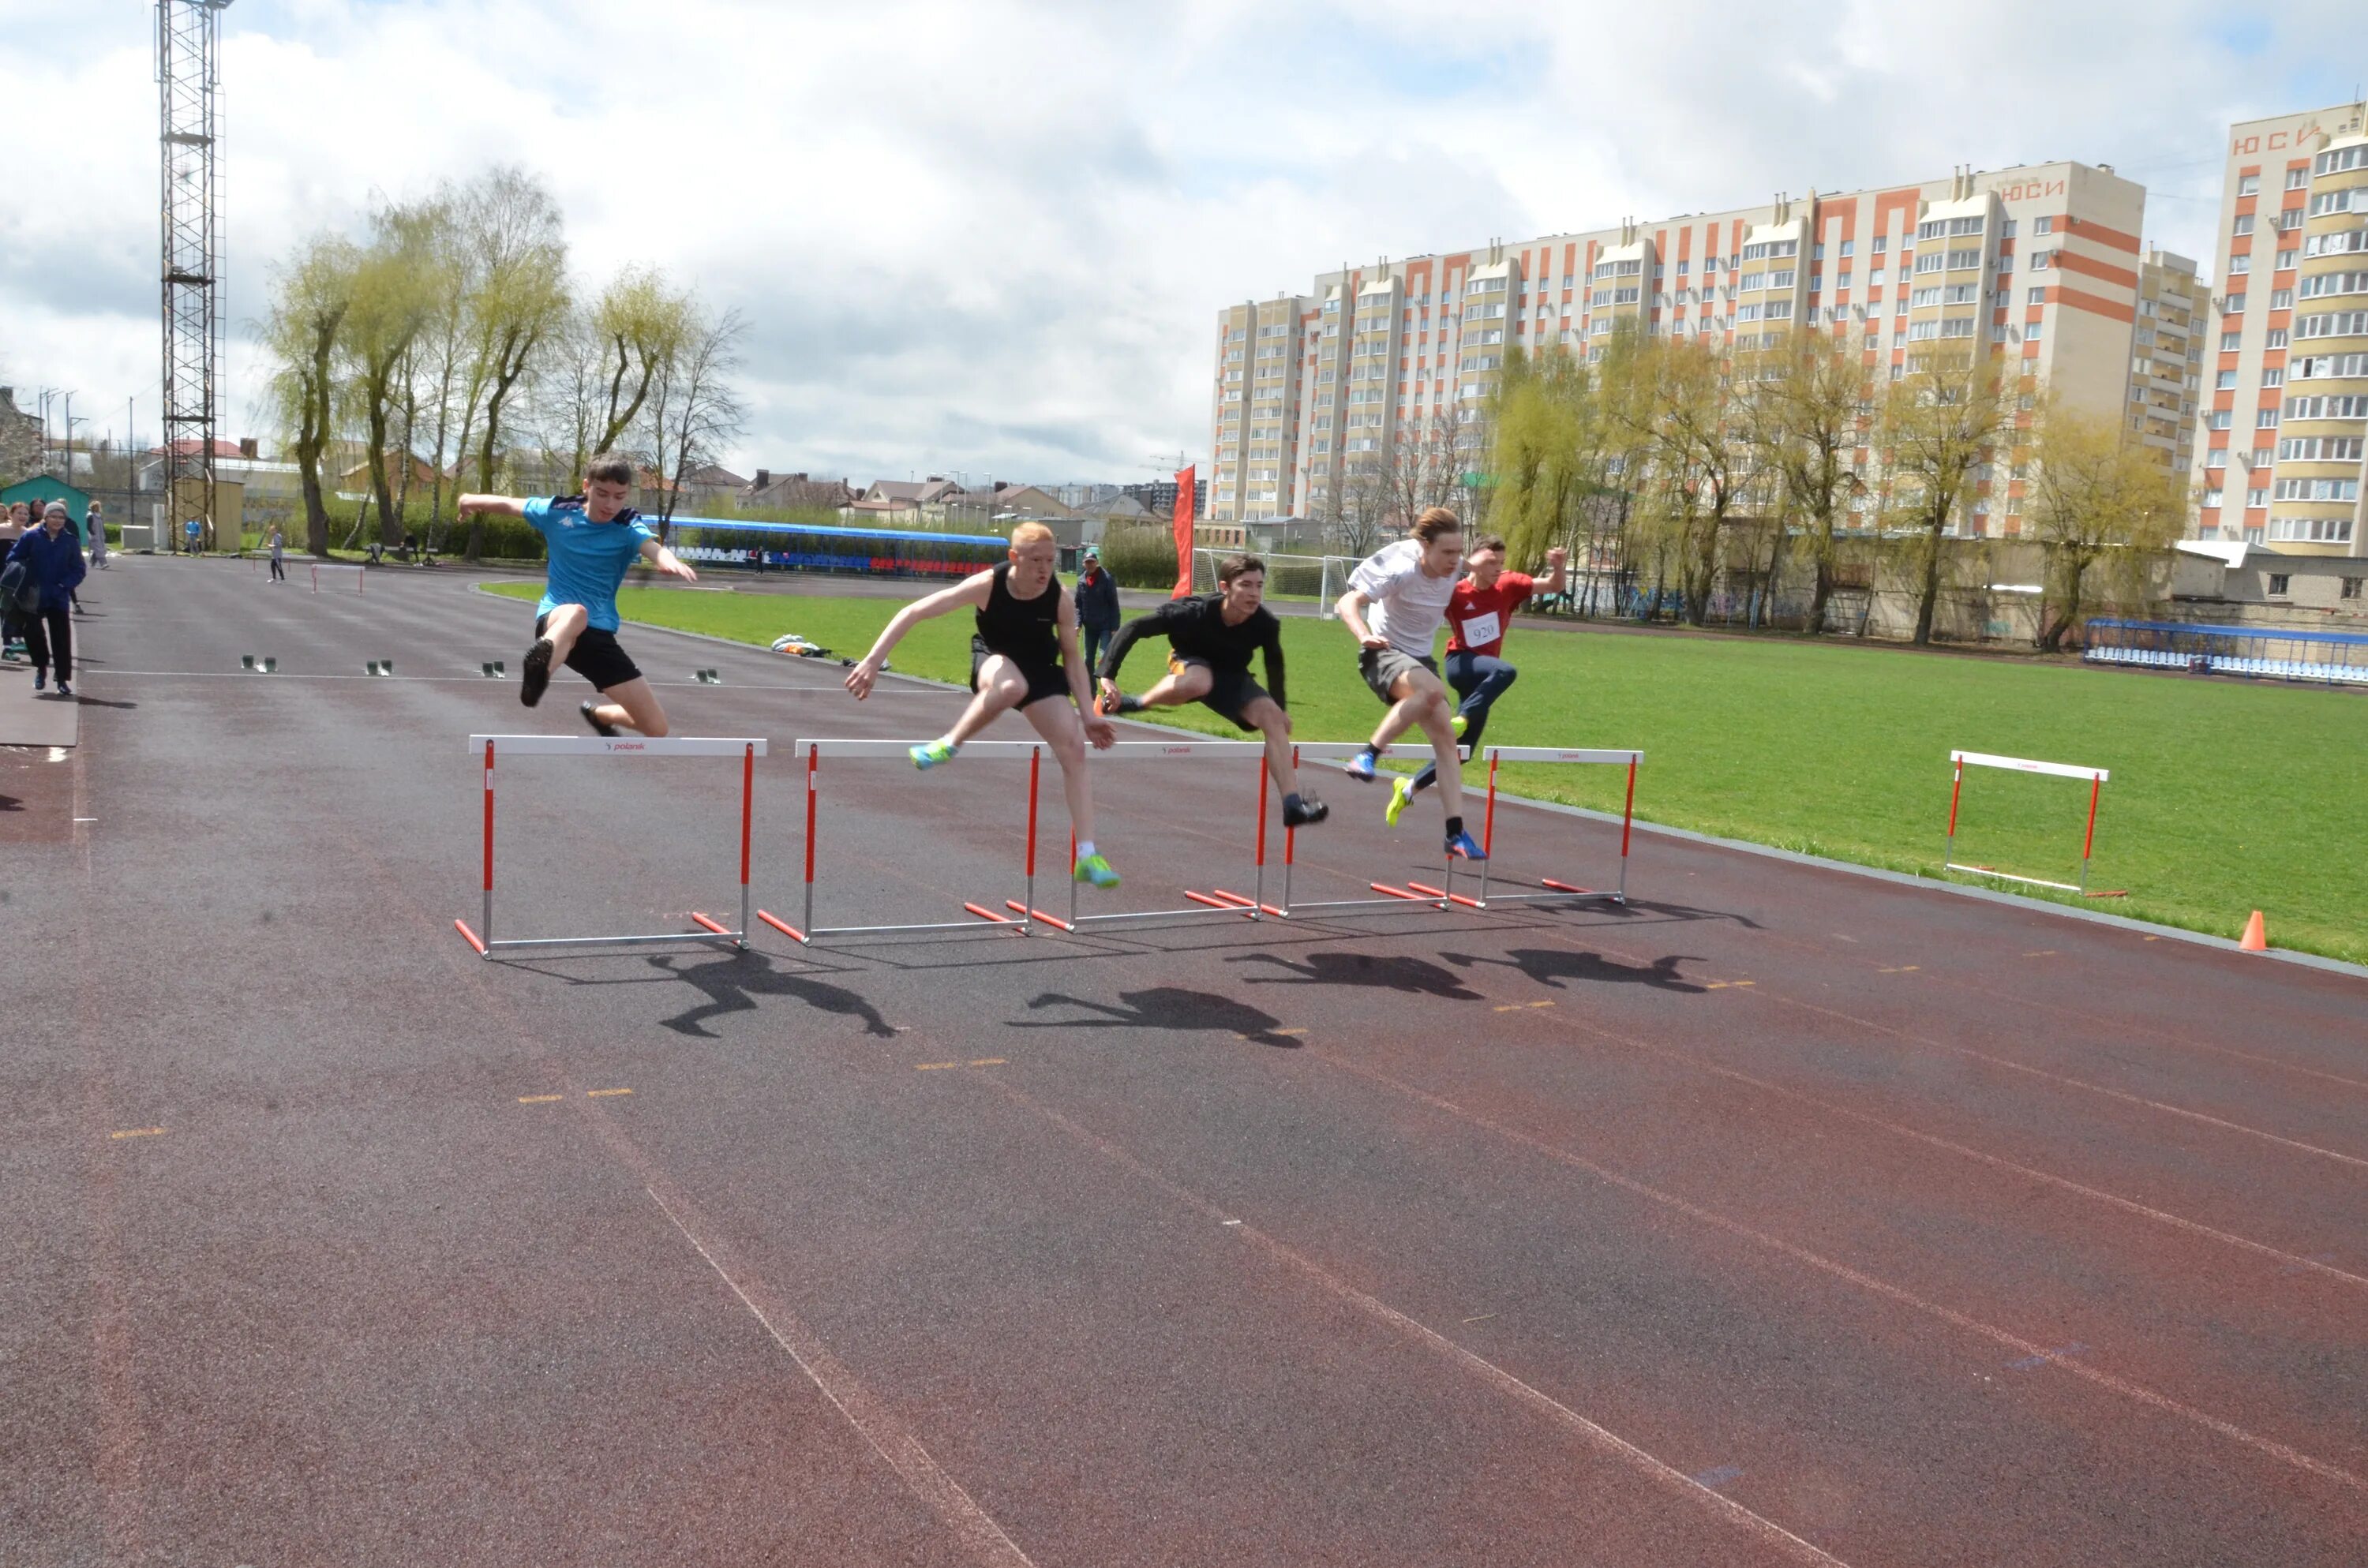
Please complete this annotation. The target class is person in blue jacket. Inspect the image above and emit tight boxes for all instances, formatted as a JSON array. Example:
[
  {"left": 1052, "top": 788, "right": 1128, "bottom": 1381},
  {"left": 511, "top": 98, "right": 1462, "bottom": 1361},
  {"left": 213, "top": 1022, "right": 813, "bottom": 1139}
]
[{"left": 7, "top": 502, "right": 89, "bottom": 697}]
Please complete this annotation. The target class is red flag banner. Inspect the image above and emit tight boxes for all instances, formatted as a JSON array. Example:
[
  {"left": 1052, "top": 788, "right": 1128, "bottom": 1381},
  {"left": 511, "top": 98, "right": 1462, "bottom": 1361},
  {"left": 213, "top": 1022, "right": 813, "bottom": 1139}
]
[{"left": 1170, "top": 464, "right": 1196, "bottom": 598}]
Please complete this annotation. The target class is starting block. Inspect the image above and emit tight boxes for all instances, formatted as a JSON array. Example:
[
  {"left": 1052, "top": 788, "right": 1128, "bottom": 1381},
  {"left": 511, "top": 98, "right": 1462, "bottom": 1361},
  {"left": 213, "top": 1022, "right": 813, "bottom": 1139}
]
[
  {"left": 481, "top": 661, "right": 507, "bottom": 679},
  {"left": 365, "top": 660, "right": 395, "bottom": 676},
  {"left": 691, "top": 668, "right": 720, "bottom": 683},
  {"left": 453, "top": 733, "right": 766, "bottom": 957},
  {"left": 242, "top": 654, "right": 278, "bottom": 674}
]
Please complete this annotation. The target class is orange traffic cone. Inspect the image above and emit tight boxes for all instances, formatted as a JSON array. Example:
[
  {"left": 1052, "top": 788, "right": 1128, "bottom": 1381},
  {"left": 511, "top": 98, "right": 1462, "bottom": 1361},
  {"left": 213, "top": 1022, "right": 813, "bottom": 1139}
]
[{"left": 2239, "top": 910, "right": 2268, "bottom": 952}]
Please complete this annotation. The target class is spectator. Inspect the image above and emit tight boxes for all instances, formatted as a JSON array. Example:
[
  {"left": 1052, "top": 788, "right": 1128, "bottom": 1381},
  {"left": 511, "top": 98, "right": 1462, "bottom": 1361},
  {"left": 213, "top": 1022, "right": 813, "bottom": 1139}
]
[
  {"left": 1074, "top": 545, "right": 1121, "bottom": 675},
  {"left": 86, "top": 502, "right": 110, "bottom": 571},
  {"left": 0, "top": 502, "right": 26, "bottom": 661},
  {"left": 182, "top": 515, "right": 203, "bottom": 556},
  {"left": 7, "top": 502, "right": 88, "bottom": 697}
]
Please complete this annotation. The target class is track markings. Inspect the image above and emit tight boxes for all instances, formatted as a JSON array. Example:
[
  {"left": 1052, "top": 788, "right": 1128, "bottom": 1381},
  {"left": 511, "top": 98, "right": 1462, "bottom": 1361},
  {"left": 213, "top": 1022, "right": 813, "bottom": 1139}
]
[
  {"left": 2007, "top": 1342, "right": 2089, "bottom": 1372},
  {"left": 1693, "top": 1465, "right": 1744, "bottom": 1490},
  {"left": 1703, "top": 979, "right": 1756, "bottom": 990},
  {"left": 918, "top": 1059, "right": 1007, "bottom": 1071},
  {"left": 586, "top": 1087, "right": 633, "bottom": 1098},
  {"left": 1276, "top": 1027, "right": 1309, "bottom": 1036},
  {"left": 519, "top": 1091, "right": 630, "bottom": 1102},
  {"left": 2022, "top": 949, "right": 2058, "bottom": 958},
  {"left": 1876, "top": 965, "right": 1920, "bottom": 974},
  {"left": 108, "top": 1128, "right": 165, "bottom": 1140},
  {"left": 1493, "top": 1001, "right": 1557, "bottom": 1012},
  {"left": 516, "top": 1095, "right": 564, "bottom": 1104}
]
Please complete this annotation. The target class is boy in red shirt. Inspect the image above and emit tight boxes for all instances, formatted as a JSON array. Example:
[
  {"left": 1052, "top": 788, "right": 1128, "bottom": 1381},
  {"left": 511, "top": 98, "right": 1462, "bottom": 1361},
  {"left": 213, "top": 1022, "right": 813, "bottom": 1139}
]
[{"left": 1387, "top": 536, "right": 1567, "bottom": 826}]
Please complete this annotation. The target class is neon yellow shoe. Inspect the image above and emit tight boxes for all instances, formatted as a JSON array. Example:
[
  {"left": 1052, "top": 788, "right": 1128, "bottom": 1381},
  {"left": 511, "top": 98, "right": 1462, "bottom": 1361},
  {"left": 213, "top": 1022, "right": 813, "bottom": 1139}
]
[
  {"left": 1073, "top": 852, "right": 1121, "bottom": 889},
  {"left": 1451, "top": 713, "right": 1469, "bottom": 739},
  {"left": 1384, "top": 775, "right": 1415, "bottom": 828}
]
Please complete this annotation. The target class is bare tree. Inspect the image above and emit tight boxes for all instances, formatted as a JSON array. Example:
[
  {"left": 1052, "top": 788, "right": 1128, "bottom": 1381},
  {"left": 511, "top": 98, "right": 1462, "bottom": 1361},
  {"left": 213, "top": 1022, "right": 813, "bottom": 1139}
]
[
  {"left": 1740, "top": 331, "right": 1870, "bottom": 632},
  {"left": 643, "top": 303, "right": 747, "bottom": 531},
  {"left": 1386, "top": 405, "right": 1468, "bottom": 526},
  {"left": 1877, "top": 346, "right": 2011, "bottom": 645},
  {"left": 1335, "top": 447, "right": 1394, "bottom": 557}
]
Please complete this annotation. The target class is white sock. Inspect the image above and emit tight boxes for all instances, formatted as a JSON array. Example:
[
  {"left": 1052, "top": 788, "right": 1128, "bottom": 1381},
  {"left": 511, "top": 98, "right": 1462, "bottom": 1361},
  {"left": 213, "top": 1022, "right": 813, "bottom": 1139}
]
[
  {"left": 1076, "top": 840, "right": 1096, "bottom": 859},
  {"left": 939, "top": 735, "right": 961, "bottom": 752}
]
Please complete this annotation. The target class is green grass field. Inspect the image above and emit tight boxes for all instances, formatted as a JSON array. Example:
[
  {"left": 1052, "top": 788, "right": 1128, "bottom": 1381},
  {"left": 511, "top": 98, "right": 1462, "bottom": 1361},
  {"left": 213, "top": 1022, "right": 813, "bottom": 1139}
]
[{"left": 485, "top": 579, "right": 2368, "bottom": 964}]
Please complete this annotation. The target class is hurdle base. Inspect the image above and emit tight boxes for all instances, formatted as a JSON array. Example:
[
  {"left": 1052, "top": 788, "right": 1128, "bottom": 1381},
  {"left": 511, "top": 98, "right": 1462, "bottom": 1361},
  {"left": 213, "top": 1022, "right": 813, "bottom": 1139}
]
[
  {"left": 1945, "top": 862, "right": 2086, "bottom": 896},
  {"left": 455, "top": 919, "right": 488, "bottom": 956},
  {"left": 756, "top": 908, "right": 809, "bottom": 943},
  {"left": 1003, "top": 900, "right": 1075, "bottom": 933},
  {"left": 474, "top": 930, "right": 745, "bottom": 954},
  {"left": 1406, "top": 881, "right": 1485, "bottom": 911}
]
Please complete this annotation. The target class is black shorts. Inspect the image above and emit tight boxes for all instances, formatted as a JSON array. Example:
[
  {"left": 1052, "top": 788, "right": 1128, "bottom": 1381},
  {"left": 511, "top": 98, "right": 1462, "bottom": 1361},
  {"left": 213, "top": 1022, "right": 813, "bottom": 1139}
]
[
  {"left": 536, "top": 613, "right": 643, "bottom": 691},
  {"left": 971, "top": 638, "right": 1070, "bottom": 709},
  {"left": 1169, "top": 655, "right": 1270, "bottom": 732}
]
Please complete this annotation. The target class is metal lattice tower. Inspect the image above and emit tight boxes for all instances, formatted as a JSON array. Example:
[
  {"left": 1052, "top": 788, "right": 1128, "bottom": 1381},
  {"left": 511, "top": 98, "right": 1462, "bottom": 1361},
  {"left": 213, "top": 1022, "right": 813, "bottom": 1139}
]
[{"left": 156, "top": 0, "right": 230, "bottom": 544}]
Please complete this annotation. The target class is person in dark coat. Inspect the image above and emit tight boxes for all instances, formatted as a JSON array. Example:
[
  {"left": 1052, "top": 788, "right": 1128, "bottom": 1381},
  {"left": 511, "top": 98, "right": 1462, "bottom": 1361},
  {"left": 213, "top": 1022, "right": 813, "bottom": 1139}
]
[
  {"left": 7, "top": 502, "right": 90, "bottom": 697},
  {"left": 1073, "top": 546, "right": 1122, "bottom": 675}
]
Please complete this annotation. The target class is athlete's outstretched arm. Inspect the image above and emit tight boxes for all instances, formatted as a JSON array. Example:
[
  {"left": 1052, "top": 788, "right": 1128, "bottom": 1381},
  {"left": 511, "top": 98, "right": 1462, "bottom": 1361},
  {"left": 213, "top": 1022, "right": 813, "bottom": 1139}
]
[
  {"left": 845, "top": 570, "right": 995, "bottom": 698},
  {"left": 1538, "top": 544, "right": 1569, "bottom": 597},
  {"left": 637, "top": 534, "right": 698, "bottom": 583},
  {"left": 1092, "top": 602, "right": 1173, "bottom": 704},
  {"left": 455, "top": 494, "right": 526, "bottom": 518}
]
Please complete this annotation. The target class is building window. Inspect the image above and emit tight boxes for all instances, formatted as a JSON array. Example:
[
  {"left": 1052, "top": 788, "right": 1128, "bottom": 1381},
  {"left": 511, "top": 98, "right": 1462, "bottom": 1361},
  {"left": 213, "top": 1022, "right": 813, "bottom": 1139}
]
[
  {"left": 2238, "top": 174, "right": 2260, "bottom": 196},
  {"left": 2233, "top": 214, "right": 2257, "bottom": 236},
  {"left": 2289, "top": 166, "right": 2312, "bottom": 189},
  {"left": 2224, "top": 293, "right": 2247, "bottom": 314},
  {"left": 2248, "top": 487, "right": 2269, "bottom": 508},
  {"left": 2265, "top": 327, "right": 2288, "bottom": 348},
  {"left": 2343, "top": 577, "right": 2362, "bottom": 600},
  {"left": 2209, "top": 410, "right": 2232, "bottom": 429},
  {"left": 2202, "top": 487, "right": 2224, "bottom": 507},
  {"left": 2221, "top": 331, "right": 2242, "bottom": 350},
  {"left": 2034, "top": 215, "right": 2055, "bottom": 234},
  {"left": 2216, "top": 369, "right": 2238, "bottom": 389},
  {"left": 2268, "top": 574, "right": 2290, "bottom": 596},
  {"left": 2230, "top": 255, "right": 2252, "bottom": 275}
]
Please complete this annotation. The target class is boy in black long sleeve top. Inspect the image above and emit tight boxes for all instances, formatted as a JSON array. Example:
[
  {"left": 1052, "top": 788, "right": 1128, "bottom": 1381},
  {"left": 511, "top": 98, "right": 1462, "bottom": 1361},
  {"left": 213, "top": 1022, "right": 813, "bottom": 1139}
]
[{"left": 1097, "top": 552, "right": 1327, "bottom": 829}]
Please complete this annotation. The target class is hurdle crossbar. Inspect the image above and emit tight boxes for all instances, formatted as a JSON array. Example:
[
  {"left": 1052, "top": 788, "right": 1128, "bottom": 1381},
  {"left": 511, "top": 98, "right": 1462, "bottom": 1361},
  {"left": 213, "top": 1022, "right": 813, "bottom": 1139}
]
[
  {"left": 1944, "top": 749, "right": 2114, "bottom": 896},
  {"left": 454, "top": 733, "right": 766, "bottom": 956},
  {"left": 311, "top": 562, "right": 365, "bottom": 594}
]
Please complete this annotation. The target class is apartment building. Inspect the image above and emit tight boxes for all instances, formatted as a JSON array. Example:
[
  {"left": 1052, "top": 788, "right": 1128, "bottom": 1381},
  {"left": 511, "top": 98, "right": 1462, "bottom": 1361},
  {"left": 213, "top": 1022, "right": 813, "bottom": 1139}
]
[
  {"left": 2130, "top": 248, "right": 2204, "bottom": 477},
  {"left": 1209, "top": 160, "right": 2175, "bottom": 531},
  {"left": 2194, "top": 101, "right": 2368, "bottom": 556}
]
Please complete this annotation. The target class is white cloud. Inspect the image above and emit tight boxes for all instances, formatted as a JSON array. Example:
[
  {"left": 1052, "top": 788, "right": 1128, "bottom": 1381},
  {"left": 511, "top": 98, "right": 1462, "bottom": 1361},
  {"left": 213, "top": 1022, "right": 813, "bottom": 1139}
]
[{"left": 0, "top": 0, "right": 2357, "bottom": 481}]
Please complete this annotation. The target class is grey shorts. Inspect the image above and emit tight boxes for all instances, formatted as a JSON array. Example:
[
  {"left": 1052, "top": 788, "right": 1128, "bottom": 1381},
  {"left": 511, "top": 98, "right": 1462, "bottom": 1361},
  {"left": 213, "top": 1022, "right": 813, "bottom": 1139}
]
[{"left": 1358, "top": 646, "right": 1438, "bottom": 705}]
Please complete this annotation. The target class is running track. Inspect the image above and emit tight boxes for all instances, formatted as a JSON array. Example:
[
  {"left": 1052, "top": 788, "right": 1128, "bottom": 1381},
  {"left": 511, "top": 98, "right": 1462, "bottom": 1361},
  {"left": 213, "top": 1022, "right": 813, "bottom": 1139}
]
[{"left": 6, "top": 558, "right": 2364, "bottom": 1566}]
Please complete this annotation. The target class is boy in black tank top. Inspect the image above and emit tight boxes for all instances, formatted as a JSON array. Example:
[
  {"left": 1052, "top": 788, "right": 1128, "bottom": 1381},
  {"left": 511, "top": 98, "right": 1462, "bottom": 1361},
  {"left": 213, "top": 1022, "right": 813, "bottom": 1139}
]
[{"left": 848, "top": 523, "right": 1122, "bottom": 887}]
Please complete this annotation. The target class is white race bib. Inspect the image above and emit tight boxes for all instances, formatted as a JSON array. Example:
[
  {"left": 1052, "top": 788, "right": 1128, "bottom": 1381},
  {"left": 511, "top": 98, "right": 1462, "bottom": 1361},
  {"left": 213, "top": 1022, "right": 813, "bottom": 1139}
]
[{"left": 1457, "top": 609, "right": 1502, "bottom": 648}]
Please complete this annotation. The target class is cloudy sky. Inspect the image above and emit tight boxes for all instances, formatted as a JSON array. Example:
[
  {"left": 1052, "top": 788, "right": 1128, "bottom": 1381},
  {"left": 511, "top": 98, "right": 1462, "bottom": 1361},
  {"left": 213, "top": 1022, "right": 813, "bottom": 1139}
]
[{"left": 0, "top": 0, "right": 2358, "bottom": 486}]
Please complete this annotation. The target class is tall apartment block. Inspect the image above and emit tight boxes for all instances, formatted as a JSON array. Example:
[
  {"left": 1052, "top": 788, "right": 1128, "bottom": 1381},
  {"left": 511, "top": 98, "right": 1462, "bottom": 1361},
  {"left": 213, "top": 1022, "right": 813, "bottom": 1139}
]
[
  {"left": 2194, "top": 102, "right": 2368, "bottom": 556},
  {"left": 1209, "top": 161, "right": 2186, "bottom": 530}
]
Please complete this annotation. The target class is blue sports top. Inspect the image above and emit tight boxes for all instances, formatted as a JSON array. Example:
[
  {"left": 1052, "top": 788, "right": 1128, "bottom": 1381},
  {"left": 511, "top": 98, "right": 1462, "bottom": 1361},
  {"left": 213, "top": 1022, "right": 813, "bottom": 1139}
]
[{"left": 525, "top": 496, "right": 657, "bottom": 632}]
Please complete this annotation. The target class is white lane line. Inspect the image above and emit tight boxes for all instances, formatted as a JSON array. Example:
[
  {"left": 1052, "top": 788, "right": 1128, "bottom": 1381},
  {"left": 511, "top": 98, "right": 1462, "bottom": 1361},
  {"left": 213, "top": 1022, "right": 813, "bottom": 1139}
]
[
  {"left": 644, "top": 1185, "right": 1036, "bottom": 1568},
  {"left": 979, "top": 1073, "right": 1853, "bottom": 1566}
]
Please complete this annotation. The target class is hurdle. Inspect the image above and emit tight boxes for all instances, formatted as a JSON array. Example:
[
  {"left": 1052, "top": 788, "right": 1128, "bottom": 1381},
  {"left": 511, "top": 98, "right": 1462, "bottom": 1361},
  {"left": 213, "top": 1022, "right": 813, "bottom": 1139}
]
[
  {"left": 1944, "top": 749, "right": 2119, "bottom": 896},
  {"left": 312, "top": 562, "right": 365, "bottom": 594},
  {"left": 759, "top": 738, "right": 1298, "bottom": 944},
  {"left": 453, "top": 733, "right": 766, "bottom": 957},
  {"left": 1457, "top": 747, "right": 1645, "bottom": 909}
]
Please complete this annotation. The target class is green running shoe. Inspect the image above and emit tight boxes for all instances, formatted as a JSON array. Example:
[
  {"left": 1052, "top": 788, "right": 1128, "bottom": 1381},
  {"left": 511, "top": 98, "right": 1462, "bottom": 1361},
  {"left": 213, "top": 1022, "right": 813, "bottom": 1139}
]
[
  {"left": 1450, "top": 713, "right": 1469, "bottom": 739},
  {"left": 1073, "top": 851, "right": 1121, "bottom": 889},
  {"left": 1384, "top": 774, "right": 1415, "bottom": 828},
  {"left": 909, "top": 739, "right": 957, "bottom": 770}
]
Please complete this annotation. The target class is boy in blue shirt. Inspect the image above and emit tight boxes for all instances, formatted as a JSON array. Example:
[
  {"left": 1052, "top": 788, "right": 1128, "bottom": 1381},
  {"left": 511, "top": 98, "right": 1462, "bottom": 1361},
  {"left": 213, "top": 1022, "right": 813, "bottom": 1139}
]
[{"left": 459, "top": 452, "right": 697, "bottom": 737}]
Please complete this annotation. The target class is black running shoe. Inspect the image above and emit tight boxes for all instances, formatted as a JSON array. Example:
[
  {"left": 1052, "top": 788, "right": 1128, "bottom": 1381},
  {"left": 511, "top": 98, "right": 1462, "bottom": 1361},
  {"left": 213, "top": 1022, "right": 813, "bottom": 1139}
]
[
  {"left": 579, "top": 700, "right": 618, "bottom": 737},
  {"left": 519, "top": 638, "right": 553, "bottom": 707},
  {"left": 1283, "top": 795, "right": 1329, "bottom": 829}
]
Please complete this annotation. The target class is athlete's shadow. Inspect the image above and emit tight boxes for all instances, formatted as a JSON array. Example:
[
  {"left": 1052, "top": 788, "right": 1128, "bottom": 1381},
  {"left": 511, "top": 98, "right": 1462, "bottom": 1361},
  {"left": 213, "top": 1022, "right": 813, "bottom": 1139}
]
[
  {"left": 1227, "top": 950, "right": 1482, "bottom": 1001},
  {"left": 1447, "top": 949, "right": 1708, "bottom": 994},
  {"left": 646, "top": 951, "right": 897, "bottom": 1038},
  {"left": 1014, "top": 988, "right": 1299, "bottom": 1048}
]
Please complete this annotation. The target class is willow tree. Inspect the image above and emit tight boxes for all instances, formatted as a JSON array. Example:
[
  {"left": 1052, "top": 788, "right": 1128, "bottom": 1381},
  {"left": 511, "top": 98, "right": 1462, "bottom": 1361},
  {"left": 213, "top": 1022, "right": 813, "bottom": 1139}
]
[
  {"left": 459, "top": 168, "right": 568, "bottom": 560},
  {"left": 2023, "top": 399, "right": 2187, "bottom": 649},
  {"left": 1877, "top": 346, "right": 2010, "bottom": 645},
  {"left": 341, "top": 197, "right": 445, "bottom": 544},
  {"left": 261, "top": 234, "right": 361, "bottom": 555},
  {"left": 1740, "top": 331, "right": 1871, "bottom": 633}
]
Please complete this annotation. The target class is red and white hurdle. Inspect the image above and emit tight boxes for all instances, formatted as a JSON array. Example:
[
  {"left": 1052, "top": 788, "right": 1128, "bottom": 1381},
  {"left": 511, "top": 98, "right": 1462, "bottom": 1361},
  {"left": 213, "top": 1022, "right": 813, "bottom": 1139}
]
[
  {"left": 1944, "top": 748, "right": 2119, "bottom": 896},
  {"left": 454, "top": 733, "right": 766, "bottom": 957}
]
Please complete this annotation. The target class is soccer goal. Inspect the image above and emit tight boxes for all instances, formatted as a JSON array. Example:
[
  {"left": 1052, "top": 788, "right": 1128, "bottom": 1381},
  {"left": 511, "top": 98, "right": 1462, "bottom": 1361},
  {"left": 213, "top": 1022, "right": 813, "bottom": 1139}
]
[{"left": 1188, "top": 548, "right": 1357, "bottom": 616}]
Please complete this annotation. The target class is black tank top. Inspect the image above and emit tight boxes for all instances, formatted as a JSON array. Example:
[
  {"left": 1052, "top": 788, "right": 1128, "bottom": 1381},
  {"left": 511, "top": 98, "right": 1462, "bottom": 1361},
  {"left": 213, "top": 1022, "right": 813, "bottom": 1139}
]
[{"left": 974, "top": 560, "right": 1063, "bottom": 668}]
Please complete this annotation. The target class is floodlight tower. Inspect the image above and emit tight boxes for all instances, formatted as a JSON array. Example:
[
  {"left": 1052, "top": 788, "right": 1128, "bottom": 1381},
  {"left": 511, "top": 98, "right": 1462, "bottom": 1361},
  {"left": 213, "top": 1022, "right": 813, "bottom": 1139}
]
[{"left": 156, "top": 0, "right": 230, "bottom": 547}]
